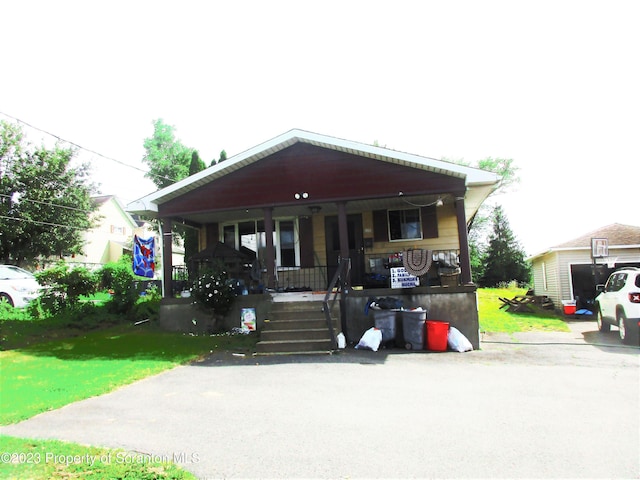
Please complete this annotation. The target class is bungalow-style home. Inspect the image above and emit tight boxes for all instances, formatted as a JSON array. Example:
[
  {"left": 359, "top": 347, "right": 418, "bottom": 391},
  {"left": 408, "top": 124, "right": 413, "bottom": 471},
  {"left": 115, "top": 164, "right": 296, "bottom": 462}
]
[
  {"left": 127, "top": 129, "right": 501, "bottom": 352},
  {"left": 528, "top": 223, "right": 640, "bottom": 312},
  {"left": 65, "top": 195, "right": 184, "bottom": 271}
]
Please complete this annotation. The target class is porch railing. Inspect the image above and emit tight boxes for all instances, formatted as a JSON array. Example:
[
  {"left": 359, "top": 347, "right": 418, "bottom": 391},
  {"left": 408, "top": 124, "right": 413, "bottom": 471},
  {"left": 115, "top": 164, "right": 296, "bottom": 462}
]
[
  {"left": 322, "top": 258, "right": 351, "bottom": 348},
  {"left": 275, "top": 266, "right": 328, "bottom": 292},
  {"left": 363, "top": 249, "right": 461, "bottom": 287},
  {"left": 170, "top": 247, "right": 461, "bottom": 295}
]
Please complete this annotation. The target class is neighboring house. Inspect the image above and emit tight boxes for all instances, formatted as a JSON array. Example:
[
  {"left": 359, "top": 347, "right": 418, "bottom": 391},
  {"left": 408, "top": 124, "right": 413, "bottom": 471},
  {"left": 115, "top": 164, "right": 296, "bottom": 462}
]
[
  {"left": 66, "top": 195, "right": 184, "bottom": 272},
  {"left": 128, "top": 129, "right": 501, "bottom": 348},
  {"left": 529, "top": 224, "right": 640, "bottom": 311}
]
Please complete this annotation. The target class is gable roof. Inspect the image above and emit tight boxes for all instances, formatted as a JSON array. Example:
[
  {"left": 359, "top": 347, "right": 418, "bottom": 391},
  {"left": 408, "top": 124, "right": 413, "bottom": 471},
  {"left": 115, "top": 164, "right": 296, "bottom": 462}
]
[
  {"left": 553, "top": 223, "right": 640, "bottom": 248},
  {"left": 92, "top": 195, "right": 139, "bottom": 230},
  {"left": 128, "top": 129, "right": 501, "bottom": 216},
  {"left": 528, "top": 223, "right": 640, "bottom": 261}
]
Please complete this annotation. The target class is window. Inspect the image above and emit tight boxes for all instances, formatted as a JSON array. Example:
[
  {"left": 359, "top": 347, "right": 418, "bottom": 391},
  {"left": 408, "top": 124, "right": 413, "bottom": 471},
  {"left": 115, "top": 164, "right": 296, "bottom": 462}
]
[
  {"left": 221, "top": 219, "right": 299, "bottom": 268},
  {"left": 110, "top": 225, "right": 126, "bottom": 235},
  {"left": 606, "top": 273, "right": 627, "bottom": 292},
  {"left": 278, "top": 220, "right": 296, "bottom": 267},
  {"left": 388, "top": 208, "right": 422, "bottom": 241}
]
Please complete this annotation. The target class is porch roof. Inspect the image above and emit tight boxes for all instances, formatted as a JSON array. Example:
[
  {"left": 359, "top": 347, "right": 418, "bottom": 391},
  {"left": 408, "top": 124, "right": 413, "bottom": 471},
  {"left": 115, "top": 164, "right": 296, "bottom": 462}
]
[{"left": 127, "top": 129, "right": 501, "bottom": 222}]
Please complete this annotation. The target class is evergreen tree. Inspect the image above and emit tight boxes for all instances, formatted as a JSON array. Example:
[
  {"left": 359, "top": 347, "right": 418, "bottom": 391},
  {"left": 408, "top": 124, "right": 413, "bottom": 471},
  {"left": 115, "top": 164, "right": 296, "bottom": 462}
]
[
  {"left": 209, "top": 149, "right": 227, "bottom": 167},
  {"left": 189, "top": 150, "right": 206, "bottom": 175},
  {"left": 184, "top": 150, "right": 206, "bottom": 260},
  {"left": 480, "top": 205, "right": 530, "bottom": 287}
]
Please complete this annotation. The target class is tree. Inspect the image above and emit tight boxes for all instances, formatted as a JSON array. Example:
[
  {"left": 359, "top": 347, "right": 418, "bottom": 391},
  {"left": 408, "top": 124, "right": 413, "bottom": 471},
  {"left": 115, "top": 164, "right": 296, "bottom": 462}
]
[
  {"left": 189, "top": 150, "right": 206, "bottom": 175},
  {"left": 446, "top": 156, "right": 521, "bottom": 282},
  {"left": 479, "top": 205, "right": 530, "bottom": 287},
  {"left": 0, "top": 121, "right": 99, "bottom": 267},
  {"left": 142, "top": 119, "right": 193, "bottom": 189},
  {"left": 184, "top": 150, "right": 206, "bottom": 260}
]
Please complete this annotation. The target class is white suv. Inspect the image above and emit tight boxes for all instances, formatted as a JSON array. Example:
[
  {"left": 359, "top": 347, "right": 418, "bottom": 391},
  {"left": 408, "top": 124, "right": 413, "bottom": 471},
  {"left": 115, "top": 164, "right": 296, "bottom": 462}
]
[{"left": 594, "top": 267, "right": 640, "bottom": 345}]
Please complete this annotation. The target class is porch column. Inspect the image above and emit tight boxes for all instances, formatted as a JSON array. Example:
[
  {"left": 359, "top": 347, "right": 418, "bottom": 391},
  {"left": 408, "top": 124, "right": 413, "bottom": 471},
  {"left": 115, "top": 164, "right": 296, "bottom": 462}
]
[
  {"left": 454, "top": 196, "right": 473, "bottom": 284},
  {"left": 263, "top": 207, "right": 276, "bottom": 289},
  {"left": 160, "top": 218, "right": 173, "bottom": 298},
  {"left": 337, "top": 202, "right": 349, "bottom": 261}
]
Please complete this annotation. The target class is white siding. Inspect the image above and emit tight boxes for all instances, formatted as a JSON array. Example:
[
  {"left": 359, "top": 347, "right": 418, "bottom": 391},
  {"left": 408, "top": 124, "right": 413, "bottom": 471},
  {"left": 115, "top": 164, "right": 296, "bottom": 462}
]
[{"left": 532, "top": 252, "right": 561, "bottom": 308}]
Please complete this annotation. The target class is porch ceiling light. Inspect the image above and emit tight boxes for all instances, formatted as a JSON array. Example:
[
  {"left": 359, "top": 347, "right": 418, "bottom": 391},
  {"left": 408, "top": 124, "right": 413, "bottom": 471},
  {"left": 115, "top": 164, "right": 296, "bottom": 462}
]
[{"left": 294, "top": 192, "right": 309, "bottom": 200}]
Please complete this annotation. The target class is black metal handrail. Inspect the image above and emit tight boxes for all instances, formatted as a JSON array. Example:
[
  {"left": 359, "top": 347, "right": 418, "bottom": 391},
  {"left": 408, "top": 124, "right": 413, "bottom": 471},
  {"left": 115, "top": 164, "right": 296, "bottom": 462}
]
[{"left": 322, "top": 258, "right": 351, "bottom": 348}]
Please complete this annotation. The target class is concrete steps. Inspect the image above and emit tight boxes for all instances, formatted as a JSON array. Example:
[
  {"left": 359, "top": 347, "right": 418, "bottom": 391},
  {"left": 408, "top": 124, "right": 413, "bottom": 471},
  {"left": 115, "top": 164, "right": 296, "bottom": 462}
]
[{"left": 255, "top": 300, "right": 339, "bottom": 355}]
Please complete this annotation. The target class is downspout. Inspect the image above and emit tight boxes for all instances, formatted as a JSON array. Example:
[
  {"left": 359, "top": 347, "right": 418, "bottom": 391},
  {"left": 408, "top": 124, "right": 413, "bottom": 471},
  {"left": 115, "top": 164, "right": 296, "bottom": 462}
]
[{"left": 454, "top": 196, "right": 473, "bottom": 285}]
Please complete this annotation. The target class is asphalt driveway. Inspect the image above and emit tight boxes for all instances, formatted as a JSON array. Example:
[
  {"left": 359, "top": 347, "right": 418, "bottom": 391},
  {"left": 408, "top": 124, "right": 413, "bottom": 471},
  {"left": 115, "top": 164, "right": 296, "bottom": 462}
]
[{"left": 2, "top": 320, "right": 638, "bottom": 479}]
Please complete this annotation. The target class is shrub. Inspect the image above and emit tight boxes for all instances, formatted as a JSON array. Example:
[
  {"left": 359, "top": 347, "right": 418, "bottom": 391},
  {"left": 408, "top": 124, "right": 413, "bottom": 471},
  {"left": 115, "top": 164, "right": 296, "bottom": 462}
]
[
  {"left": 34, "top": 262, "right": 98, "bottom": 314},
  {"left": 190, "top": 262, "right": 235, "bottom": 317},
  {"left": 0, "top": 301, "right": 32, "bottom": 321},
  {"left": 98, "top": 258, "right": 139, "bottom": 314},
  {"left": 131, "top": 285, "right": 162, "bottom": 322}
]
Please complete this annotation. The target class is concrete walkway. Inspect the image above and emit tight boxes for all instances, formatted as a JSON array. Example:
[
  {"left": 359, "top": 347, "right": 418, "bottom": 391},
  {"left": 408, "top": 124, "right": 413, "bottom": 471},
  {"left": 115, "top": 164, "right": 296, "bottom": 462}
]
[{"left": 2, "top": 320, "right": 639, "bottom": 479}]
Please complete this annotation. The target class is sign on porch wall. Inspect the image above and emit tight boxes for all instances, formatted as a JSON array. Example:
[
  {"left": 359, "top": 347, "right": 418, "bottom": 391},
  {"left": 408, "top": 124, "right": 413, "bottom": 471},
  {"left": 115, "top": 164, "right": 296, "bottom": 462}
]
[
  {"left": 240, "top": 308, "right": 256, "bottom": 332},
  {"left": 390, "top": 267, "right": 420, "bottom": 289}
]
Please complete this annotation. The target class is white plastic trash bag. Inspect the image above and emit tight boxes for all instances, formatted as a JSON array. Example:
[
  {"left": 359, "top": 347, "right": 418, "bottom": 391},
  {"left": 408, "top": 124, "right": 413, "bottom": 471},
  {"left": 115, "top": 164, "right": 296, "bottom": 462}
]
[
  {"left": 355, "top": 327, "right": 383, "bottom": 352},
  {"left": 447, "top": 326, "right": 473, "bottom": 352}
]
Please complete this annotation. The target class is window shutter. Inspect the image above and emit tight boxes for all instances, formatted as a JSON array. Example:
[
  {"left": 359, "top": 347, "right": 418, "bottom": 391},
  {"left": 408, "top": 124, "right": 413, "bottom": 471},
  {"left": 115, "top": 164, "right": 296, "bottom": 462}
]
[
  {"left": 421, "top": 206, "right": 438, "bottom": 239},
  {"left": 206, "top": 223, "right": 219, "bottom": 249},
  {"left": 373, "top": 210, "right": 388, "bottom": 242},
  {"left": 299, "top": 217, "right": 314, "bottom": 268}
]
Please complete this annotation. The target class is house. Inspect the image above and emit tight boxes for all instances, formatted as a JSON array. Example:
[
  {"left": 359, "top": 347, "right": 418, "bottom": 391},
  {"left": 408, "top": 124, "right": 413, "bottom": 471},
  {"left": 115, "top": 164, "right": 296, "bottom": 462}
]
[
  {"left": 66, "top": 195, "right": 184, "bottom": 271},
  {"left": 127, "top": 129, "right": 501, "bottom": 350},
  {"left": 528, "top": 224, "right": 640, "bottom": 311}
]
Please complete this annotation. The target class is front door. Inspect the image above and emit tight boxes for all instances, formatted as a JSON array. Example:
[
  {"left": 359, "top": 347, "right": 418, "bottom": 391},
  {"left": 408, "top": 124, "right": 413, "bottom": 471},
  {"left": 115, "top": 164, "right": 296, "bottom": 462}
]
[{"left": 325, "top": 214, "right": 365, "bottom": 288}]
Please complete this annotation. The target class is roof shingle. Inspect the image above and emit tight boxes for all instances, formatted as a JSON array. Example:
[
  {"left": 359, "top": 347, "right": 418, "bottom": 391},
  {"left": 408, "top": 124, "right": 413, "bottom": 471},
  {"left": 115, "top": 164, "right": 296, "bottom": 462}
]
[{"left": 554, "top": 223, "right": 640, "bottom": 248}]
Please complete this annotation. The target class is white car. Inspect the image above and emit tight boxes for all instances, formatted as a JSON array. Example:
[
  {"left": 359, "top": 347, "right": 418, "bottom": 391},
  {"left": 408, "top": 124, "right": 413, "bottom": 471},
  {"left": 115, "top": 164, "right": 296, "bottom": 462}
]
[
  {"left": 594, "top": 267, "right": 640, "bottom": 345},
  {"left": 0, "top": 265, "right": 41, "bottom": 308}
]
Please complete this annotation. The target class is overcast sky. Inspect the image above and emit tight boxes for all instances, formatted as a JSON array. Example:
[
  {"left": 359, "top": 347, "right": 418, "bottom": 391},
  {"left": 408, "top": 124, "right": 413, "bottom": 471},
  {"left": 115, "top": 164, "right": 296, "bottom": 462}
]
[{"left": 1, "top": 0, "right": 637, "bottom": 255}]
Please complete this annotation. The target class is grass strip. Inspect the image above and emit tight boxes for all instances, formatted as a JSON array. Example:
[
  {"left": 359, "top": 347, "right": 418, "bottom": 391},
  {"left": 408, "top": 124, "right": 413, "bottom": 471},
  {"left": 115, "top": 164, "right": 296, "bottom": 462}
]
[{"left": 0, "top": 434, "right": 197, "bottom": 479}]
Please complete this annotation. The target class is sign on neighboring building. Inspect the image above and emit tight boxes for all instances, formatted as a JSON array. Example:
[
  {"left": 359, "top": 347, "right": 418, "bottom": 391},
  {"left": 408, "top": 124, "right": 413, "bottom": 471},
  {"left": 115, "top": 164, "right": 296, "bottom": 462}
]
[{"left": 390, "top": 267, "right": 420, "bottom": 289}]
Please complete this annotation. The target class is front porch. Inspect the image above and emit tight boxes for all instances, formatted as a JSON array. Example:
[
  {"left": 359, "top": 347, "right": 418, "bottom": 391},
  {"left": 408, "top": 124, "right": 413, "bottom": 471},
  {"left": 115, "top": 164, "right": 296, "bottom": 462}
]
[
  {"left": 128, "top": 130, "right": 499, "bottom": 353},
  {"left": 158, "top": 282, "right": 480, "bottom": 352}
]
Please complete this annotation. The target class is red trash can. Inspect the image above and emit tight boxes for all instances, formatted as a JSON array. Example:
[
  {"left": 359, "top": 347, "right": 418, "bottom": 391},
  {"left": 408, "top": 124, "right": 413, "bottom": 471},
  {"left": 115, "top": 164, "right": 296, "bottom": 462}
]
[{"left": 426, "top": 321, "right": 450, "bottom": 351}]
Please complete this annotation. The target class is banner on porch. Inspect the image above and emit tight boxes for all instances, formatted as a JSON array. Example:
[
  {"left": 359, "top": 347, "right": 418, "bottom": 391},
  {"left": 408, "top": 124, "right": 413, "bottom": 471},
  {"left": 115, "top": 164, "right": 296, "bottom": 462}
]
[{"left": 133, "top": 235, "right": 156, "bottom": 278}]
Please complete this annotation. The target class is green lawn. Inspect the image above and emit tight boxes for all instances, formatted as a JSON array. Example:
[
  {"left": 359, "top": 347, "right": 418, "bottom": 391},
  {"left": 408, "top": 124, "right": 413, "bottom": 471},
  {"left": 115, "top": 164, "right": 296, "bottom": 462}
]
[
  {"left": 0, "top": 324, "right": 256, "bottom": 425},
  {"left": 0, "top": 324, "right": 256, "bottom": 479},
  {"left": 0, "top": 287, "right": 566, "bottom": 479},
  {"left": 0, "top": 435, "right": 196, "bottom": 480},
  {"left": 477, "top": 287, "right": 569, "bottom": 333}
]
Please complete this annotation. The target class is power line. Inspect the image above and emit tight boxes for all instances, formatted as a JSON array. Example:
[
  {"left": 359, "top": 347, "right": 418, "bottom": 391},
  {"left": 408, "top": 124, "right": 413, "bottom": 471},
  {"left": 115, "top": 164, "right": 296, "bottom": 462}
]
[
  {"left": 0, "top": 193, "right": 93, "bottom": 214},
  {"left": 0, "top": 111, "right": 178, "bottom": 185},
  {"left": 0, "top": 214, "right": 86, "bottom": 230}
]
